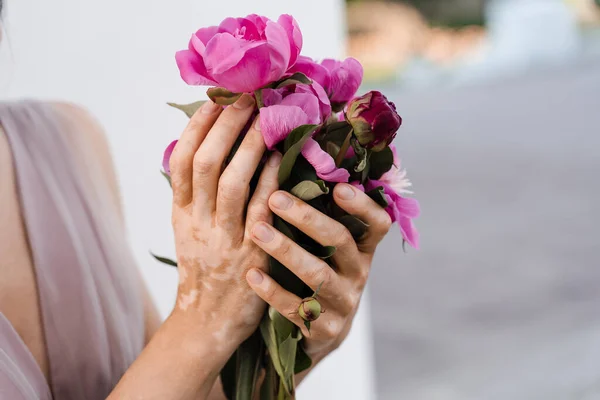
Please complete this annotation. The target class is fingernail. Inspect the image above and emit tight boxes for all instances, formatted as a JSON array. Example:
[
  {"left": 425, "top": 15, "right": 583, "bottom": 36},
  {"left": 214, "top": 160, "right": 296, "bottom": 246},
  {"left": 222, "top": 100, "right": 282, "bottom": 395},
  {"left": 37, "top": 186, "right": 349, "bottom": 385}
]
[
  {"left": 253, "top": 117, "right": 261, "bottom": 131},
  {"left": 253, "top": 223, "right": 274, "bottom": 243},
  {"left": 233, "top": 94, "right": 255, "bottom": 110},
  {"left": 201, "top": 100, "right": 220, "bottom": 114},
  {"left": 271, "top": 192, "right": 293, "bottom": 210},
  {"left": 337, "top": 184, "right": 355, "bottom": 200},
  {"left": 268, "top": 152, "right": 282, "bottom": 167},
  {"left": 247, "top": 269, "right": 264, "bottom": 285}
]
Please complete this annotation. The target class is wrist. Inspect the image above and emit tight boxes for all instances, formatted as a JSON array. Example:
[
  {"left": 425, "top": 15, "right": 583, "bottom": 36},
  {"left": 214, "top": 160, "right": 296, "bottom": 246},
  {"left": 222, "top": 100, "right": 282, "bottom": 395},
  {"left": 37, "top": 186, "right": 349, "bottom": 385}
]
[{"left": 165, "top": 309, "right": 238, "bottom": 369}]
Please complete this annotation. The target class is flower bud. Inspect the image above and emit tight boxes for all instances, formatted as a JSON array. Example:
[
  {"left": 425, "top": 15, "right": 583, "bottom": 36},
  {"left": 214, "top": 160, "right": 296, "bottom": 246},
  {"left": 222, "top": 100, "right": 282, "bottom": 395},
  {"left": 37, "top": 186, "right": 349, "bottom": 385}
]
[
  {"left": 298, "top": 297, "right": 322, "bottom": 322},
  {"left": 346, "top": 91, "right": 402, "bottom": 152}
]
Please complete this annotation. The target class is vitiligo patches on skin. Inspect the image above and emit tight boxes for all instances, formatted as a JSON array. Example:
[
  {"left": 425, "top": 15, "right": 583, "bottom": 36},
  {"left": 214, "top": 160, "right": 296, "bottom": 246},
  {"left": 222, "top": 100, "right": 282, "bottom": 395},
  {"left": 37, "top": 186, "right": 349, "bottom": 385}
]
[{"left": 177, "top": 289, "right": 199, "bottom": 311}]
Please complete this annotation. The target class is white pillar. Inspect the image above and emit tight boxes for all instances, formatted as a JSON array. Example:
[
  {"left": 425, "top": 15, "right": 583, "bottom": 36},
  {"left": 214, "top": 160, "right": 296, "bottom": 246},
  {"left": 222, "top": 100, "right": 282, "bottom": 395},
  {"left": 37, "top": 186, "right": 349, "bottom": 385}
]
[{"left": 0, "top": 1, "right": 375, "bottom": 398}]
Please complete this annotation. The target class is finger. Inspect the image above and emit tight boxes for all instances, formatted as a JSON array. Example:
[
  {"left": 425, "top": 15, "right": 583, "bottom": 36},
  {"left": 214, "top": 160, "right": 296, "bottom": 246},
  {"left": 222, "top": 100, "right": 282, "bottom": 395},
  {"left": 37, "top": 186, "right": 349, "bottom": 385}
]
[
  {"left": 250, "top": 222, "right": 341, "bottom": 297},
  {"left": 191, "top": 94, "right": 255, "bottom": 217},
  {"left": 217, "top": 117, "right": 266, "bottom": 231},
  {"left": 169, "top": 100, "right": 222, "bottom": 207},
  {"left": 245, "top": 269, "right": 309, "bottom": 334},
  {"left": 267, "top": 191, "right": 361, "bottom": 274},
  {"left": 333, "top": 184, "right": 392, "bottom": 254},
  {"left": 245, "top": 152, "right": 282, "bottom": 236},
  {"left": 247, "top": 269, "right": 351, "bottom": 340}
]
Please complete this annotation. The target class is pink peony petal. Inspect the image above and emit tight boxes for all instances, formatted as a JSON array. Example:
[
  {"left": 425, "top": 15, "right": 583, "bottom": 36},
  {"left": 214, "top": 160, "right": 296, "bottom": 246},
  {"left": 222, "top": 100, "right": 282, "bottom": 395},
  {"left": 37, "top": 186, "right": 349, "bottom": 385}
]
[
  {"left": 208, "top": 40, "right": 272, "bottom": 93},
  {"left": 261, "top": 88, "right": 284, "bottom": 107},
  {"left": 301, "top": 138, "right": 350, "bottom": 183},
  {"left": 265, "top": 20, "right": 291, "bottom": 82},
  {"left": 217, "top": 17, "right": 262, "bottom": 40},
  {"left": 280, "top": 93, "right": 321, "bottom": 124},
  {"left": 350, "top": 181, "right": 365, "bottom": 192},
  {"left": 245, "top": 14, "right": 269, "bottom": 36},
  {"left": 162, "top": 140, "right": 178, "bottom": 176},
  {"left": 260, "top": 105, "right": 312, "bottom": 149},
  {"left": 193, "top": 26, "right": 219, "bottom": 47},
  {"left": 295, "top": 82, "right": 331, "bottom": 119},
  {"left": 289, "top": 56, "right": 330, "bottom": 90},
  {"left": 277, "top": 14, "right": 303, "bottom": 68},
  {"left": 204, "top": 33, "right": 265, "bottom": 76},
  {"left": 326, "top": 57, "right": 364, "bottom": 104},
  {"left": 399, "top": 216, "right": 419, "bottom": 249},
  {"left": 175, "top": 50, "right": 217, "bottom": 86}
]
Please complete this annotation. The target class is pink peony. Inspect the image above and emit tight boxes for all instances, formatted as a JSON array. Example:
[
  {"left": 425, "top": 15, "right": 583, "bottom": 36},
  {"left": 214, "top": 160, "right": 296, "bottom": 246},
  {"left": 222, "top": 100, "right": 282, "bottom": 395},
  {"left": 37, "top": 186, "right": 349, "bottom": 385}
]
[
  {"left": 289, "top": 56, "right": 363, "bottom": 109},
  {"left": 176, "top": 14, "right": 302, "bottom": 93},
  {"left": 259, "top": 82, "right": 330, "bottom": 149},
  {"left": 260, "top": 82, "right": 348, "bottom": 182},
  {"left": 162, "top": 140, "right": 178, "bottom": 176}
]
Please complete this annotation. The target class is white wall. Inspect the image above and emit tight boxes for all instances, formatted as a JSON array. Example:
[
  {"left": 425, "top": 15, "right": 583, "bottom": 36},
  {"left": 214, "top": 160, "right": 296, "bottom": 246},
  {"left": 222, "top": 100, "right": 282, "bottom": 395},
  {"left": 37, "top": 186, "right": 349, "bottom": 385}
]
[{"left": 0, "top": 1, "right": 375, "bottom": 398}]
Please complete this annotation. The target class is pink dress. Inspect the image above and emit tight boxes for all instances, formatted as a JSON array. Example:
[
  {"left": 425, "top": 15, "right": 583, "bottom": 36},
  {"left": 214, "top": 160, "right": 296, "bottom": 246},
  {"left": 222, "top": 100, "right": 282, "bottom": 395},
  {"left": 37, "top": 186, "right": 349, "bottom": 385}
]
[{"left": 0, "top": 101, "right": 145, "bottom": 399}]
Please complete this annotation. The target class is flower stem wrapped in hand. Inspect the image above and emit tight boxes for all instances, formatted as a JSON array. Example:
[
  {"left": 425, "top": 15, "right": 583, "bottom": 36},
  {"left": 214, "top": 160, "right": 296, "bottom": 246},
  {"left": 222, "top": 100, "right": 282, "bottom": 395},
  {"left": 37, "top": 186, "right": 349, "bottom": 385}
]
[{"left": 159, "top": 13, "right": 420, "bottom": 400}]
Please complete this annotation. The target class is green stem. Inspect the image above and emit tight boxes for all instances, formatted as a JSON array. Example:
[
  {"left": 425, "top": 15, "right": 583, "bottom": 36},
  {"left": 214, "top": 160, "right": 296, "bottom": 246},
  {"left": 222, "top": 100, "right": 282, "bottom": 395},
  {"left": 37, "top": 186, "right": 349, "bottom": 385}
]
[
  {"left": 235, "top": 332, "right": 263, "bottom": 400},
  {"left": 335, "top": 129, "right": 353, "bottom": 168}
]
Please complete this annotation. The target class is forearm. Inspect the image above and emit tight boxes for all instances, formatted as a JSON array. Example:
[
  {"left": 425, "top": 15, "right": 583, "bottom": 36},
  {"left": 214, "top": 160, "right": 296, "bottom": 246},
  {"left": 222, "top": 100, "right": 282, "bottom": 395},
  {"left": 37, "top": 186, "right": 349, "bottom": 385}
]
[{"left": 108, "top": 311, "right": 236, "bottom": 400}]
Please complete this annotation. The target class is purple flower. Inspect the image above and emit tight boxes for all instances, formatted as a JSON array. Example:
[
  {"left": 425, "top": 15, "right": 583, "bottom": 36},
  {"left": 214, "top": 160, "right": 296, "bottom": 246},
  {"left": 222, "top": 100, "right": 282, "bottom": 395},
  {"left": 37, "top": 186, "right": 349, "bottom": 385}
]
[
  {"left": 162, "top": 140, "right": 178, "bottom": 176},
  {"left": 176, "top": 14, "right": 302, "bottom": 93},
  {"left": 301, "top": 138, "right": 350, "bottom": 182},
  {"left": 346, "top": 91, "right": 402, "bottom": 152},
  {"left": 289, "top": 56, "right": 363, "bottom": 110}
]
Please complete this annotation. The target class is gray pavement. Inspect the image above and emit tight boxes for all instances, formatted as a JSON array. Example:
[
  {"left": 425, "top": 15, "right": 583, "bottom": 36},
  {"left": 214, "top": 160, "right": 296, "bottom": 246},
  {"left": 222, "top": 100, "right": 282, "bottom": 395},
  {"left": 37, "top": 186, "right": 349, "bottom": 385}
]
[{"left": 370, "top": 59, "right": 600, "bottom": 400}]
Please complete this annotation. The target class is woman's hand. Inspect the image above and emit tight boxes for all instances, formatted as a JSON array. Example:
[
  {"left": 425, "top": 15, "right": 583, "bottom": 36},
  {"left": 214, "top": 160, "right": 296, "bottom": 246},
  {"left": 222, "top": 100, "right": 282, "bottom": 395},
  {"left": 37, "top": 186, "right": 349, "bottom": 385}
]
[
  {"left": 245, "top": 184, "right": 391, "bottom": 363},
  {"left": 169, "top": 94, "right": 280, "bottom": 352}
]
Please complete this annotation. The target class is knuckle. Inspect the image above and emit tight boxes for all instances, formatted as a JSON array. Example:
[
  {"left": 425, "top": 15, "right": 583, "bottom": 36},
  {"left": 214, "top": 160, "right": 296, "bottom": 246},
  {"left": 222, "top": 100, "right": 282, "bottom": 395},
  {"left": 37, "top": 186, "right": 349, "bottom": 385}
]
[
  {"left": 193, "top": 154, "right": 217, "bottom": 176},
  {"left": 299, "top": 207, "right": 316, "bottom": 225},
  {"left": 323, "top": 322, "right": 341, "bottom": 339},
  {"left": 262, "top": 281, "right": 277, "bottom": 302},
  {"left": 277, "top": 240, "right": 294, "bottom": 259},
  {"left": 334, "top": 227, "right": 354, "bottom": 248},
  {"left": 218, "top": 177, "right": 244, "bottom": 200},
  {"left": 378, "top": 212, "right": 393, "bottom": 234},
  {"left": 306, "top": 263, "right": 331, "bottom": 288},
  {"left": 247, "top": 202, "right": 271, "bottom": 225}
]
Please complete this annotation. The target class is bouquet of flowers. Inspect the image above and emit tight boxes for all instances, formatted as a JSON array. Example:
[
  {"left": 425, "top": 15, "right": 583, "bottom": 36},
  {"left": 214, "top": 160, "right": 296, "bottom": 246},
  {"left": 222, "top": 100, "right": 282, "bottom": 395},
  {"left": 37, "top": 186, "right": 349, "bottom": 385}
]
[{"left": 157, "top": 13, "right": 419, "bottom": 400}]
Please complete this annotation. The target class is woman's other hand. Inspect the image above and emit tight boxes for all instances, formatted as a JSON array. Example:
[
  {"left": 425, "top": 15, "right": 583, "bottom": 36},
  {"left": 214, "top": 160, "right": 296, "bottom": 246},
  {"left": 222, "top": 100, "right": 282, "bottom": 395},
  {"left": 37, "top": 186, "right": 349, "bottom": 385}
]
[{"left": 245, "top": 183, "right": 391, "bottom": 364}]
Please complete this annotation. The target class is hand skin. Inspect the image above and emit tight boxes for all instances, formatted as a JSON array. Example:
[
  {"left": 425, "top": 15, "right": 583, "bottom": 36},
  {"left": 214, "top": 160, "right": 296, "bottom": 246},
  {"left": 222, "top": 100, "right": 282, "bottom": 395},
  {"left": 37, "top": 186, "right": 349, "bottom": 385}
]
[
  {"left": 245, "top": 184, "right": 392, "bottom": 368},
  {"left": 110, "top": 94, "right": 280, "bottom": 399},
  {"left": 111, "top": 93, "right": 392, "bottom": 399}
]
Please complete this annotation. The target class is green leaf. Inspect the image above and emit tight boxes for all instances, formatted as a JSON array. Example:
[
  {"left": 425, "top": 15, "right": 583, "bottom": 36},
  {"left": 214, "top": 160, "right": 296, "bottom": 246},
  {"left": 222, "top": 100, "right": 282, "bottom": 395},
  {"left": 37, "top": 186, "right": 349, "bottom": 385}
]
[
  {"left": 260, "top": 312, "right": 285, "bottom": 381},
  {"left": 275, "top": 72, "right": 312, "bottom": 89},
  {"left": 290, "top": 180, "right": 329, "bottom": 201},
  {"left": 368, "top": 146, "right": 394, "bottom": 180},
  {"left": 254, "top": 89, "right": 264, "bottom": 109},
  {"left": 339, "top": 215, "right": 369, "bottom": 240},
  {"left": 366, "top": 186, "right": 389, "bottom": 208},
  {"left": 150, "top": 252, "right": 177, "bottom": 267},
  {"left": 325, "top": 141, "right": 341, "bottom": 159},
  {"left": 160, "top": 170, "right": 172, "bottom": 188},
  {"left": 260, "top": 359, "right": 277, "bottom": 400},
  {"left": 207, "top": 87, "right": 242, "bottom": 105},
  {"left": 304, "top": 320, "right": 311, "bottom": 333},
  {"left": 167, "top": 100, "right": 206, "bottom": 118},
  {"left": 278, "top": 329, "right": 302, "bottom": 384},
  {"left": 278, "top": 124, "right": 319, "bottom": 185},
  {"left": 304, "top": 244, "right": 336, "bottom": 260},
  {"left": 221, "top": 352, "right": 237, "bottom": 400},
  {"left": 351, "top": 137, "right": 368, "bottom": 173},
  {"left": 294, "top": 344, "right": 313, "bottom": 374},
  {"left": 235, "top": 332, "right": 263, "bottom": 400}
]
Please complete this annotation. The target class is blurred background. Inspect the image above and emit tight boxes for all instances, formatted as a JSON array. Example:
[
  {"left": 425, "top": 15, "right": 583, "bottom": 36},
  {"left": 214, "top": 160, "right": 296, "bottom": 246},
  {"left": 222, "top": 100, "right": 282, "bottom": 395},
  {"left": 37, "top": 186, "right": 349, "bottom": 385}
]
[
  {"left": 2, "top": 0, "right": 599, "bottom": 399},
  {"left": 354, "top": 0, "right": 600, "bottom": 399}
]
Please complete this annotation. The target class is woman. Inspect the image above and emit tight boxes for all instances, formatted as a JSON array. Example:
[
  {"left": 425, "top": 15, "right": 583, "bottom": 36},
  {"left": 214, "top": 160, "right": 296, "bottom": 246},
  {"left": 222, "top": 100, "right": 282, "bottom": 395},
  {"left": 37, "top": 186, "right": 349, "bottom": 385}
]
[{"left": 0, "top": 3, "right": 392, "bottom": 399}]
